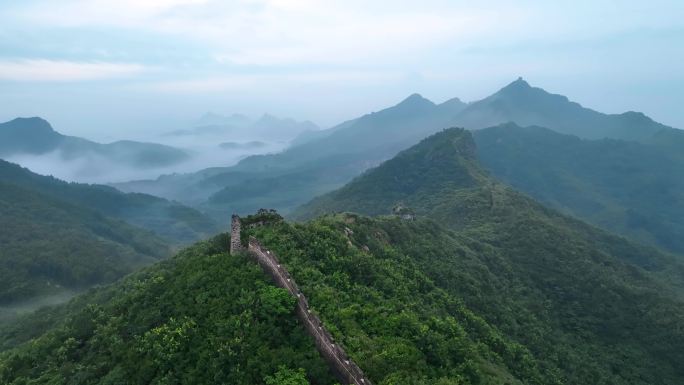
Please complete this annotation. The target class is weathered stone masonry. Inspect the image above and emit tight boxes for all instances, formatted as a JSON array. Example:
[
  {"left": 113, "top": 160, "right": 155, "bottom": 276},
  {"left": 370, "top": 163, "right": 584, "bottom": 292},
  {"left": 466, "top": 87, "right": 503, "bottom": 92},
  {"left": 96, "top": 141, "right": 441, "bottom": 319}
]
[
  {"left": 230, "top": 214, "right": 243, "bottom": 254},
  {"left": 230, "top": 215, "right": 373, "bottom": 385}
]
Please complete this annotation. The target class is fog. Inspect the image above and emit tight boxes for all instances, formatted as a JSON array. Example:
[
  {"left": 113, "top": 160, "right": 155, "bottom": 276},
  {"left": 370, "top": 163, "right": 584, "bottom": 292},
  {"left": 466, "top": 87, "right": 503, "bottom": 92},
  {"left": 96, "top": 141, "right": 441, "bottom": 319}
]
[
  {"left": 3, "top": 117, "right": 304, "bottom": 184},
  {"left": 0, "top": 288, "right": 77, "bottom": 324}
]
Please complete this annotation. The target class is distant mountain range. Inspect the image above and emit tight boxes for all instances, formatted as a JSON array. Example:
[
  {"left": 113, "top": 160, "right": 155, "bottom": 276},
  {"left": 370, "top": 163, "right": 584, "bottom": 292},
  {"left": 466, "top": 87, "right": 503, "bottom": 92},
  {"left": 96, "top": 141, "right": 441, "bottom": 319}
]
[
  {"left": 289, "top": 128, "right": 684, "bottom": 383},
  {"left": 453, "top": 77, "right": 676, "bottom": 141},
  {"left": 165, "top": 113, "right": 319, "bottom": 142},
  {"left": 472, "top": 123, "right": 684, "bottom": 254},
  {"left": 0, "top": 158, "right": 220, "bottom": 320},
  {"left": 0, "top": 117, "right": 189, "bottom": 169},
  {"left": 0, "top": 177, "right": 169, "bottom": 311},
  {"left": 5, "top": 128, "right": 683, "bottom": 384},
  {"left": 114, "top": 92, "right": 468, "bottom": 213},
  {"left": 115, "top": 79, "right": 683, "bottom": 236},
  {"left": 0, "top": 159, "right": 219, "bottom": 245}
]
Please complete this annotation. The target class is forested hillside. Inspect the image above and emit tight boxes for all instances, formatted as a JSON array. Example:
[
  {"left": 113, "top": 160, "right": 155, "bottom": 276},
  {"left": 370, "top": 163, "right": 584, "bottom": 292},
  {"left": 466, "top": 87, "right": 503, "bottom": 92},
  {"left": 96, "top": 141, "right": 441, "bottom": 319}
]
[
  {"left": 115, "top": 93, "right": 467, "bottom": 216},
  {"left": 247, "top": 216, "right": 684, "bottom": 384},
  {"left": 473, "top": 123, "right": 684, "bottom": 254},
  {"left": 0, "top": 181, "right": 168, "bottom": 308},
  {"left": 293, "top": 127, "right": 684, "bottom": 382},
  {"left": 4, "top": 128, "right": 683, "bottom": 384},
  {"left": 114, "top": 79, "right": 683, "bottom": 223},
  {"left": 0, "top": 160, "right": 219, "bottom": 244},
  {"left": 0, "top": 235, "right": 337, "bottom": 385}
]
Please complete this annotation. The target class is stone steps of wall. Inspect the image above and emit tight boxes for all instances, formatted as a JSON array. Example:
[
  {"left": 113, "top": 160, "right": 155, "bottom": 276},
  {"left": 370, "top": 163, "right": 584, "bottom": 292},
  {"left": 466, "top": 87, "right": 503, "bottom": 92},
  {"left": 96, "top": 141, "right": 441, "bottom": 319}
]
[{"left": 230, "top": 215, "right": 373, "bottom": 385}]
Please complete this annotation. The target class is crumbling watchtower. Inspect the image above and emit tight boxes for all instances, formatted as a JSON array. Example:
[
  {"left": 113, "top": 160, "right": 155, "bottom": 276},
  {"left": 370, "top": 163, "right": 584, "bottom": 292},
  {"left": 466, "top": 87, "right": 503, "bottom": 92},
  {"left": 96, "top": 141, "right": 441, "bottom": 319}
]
[{"left": 230, "top": 214, "right": 243, "bottom": 254}]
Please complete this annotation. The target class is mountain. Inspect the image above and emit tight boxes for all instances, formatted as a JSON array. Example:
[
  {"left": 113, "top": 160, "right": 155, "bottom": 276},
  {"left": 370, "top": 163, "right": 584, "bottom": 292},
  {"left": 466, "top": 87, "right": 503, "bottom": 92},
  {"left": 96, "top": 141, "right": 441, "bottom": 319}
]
[
  {"left": 196, "top": 112, "right": 251, "bottom": 127},
  {"left": 473, "top": 123, "right": 684, "bottom": 254},
  {"left": 0, "top": 117, "right": 189, "bottom": 169},
  {"left": 292, "top": 127, "right": 684, "bottom": 383},
  {"left": 3, "top": 206, "right": 684, "bottom": 384},
  {"left": 452, "top": 77, "right": 677, "bottom": 141},
  {"left": 219, "top": 140, "right": 267, "bottom": 150},
  {"left": 115, "top": 94, "right": 467, "bottom": 216},
  {"left": 0, "top": 160, "right": 219, "bottom": 245},
  {"left": 0, "top": 235, "right": 337, "bottom": 384},
  {"left": 0, "top": 180, "right": 169, "bottom": 313},
  {"left": 249, "top": 114, "right": 320, "bottom": 141},
  {"left": 293, "top": 127, "right": 485, "bottom": 218},
  {"left": 165, "top": 113, "right": 319, "bottom": 142},
  {"left": 114, "top": 79, "right": 682, "bottom": 223},
  {"left": 0, "top": 226, "right": 555, "bottom": 385}
]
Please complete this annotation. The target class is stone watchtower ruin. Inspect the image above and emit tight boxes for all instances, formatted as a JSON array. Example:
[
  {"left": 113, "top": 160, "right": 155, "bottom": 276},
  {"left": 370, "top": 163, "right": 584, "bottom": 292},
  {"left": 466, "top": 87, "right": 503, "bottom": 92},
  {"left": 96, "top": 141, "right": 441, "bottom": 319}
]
[{"left": 230, "top": 214, "right": 243, "bottom": 254}]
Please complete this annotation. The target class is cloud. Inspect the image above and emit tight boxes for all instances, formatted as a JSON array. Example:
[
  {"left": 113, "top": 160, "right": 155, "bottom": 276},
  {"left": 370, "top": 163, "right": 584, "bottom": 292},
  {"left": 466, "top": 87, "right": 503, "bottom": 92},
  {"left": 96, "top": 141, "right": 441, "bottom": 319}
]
[
  {"left": 7, "top": 0, "right": 528, "bottom": 66},
  {"left": 0, "top": 59, "right": 148, "bottom": 82},
  {"left": 133, "top": 70, "right": 404, "bottom": 93},
  {"left": 3, "top": 138, "right": 288, "bottom": 184}
]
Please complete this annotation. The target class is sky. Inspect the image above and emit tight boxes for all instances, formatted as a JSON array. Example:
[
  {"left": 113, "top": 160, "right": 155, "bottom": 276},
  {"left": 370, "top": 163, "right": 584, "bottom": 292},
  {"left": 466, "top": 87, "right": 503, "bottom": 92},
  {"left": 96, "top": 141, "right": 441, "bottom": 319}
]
[{"left": 1, "top": 0, "right": 683, "bottom": 141}]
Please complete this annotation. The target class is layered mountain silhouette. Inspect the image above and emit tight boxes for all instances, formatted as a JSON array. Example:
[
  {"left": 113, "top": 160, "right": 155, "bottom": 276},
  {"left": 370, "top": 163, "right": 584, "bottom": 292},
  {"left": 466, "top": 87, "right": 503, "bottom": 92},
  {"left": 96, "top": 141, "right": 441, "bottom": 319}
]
[
  {"left": 0, "top": 117, "right": 189, "bottom": 169},
  {"left": 292, "top": 127, "right": 684, "bottom": 382},
  {"left": 4, "top": 128, "right": 683, "bottom": 384},
  {"left": 115, "top": 79, "right": 682, "bottom": 231},
  {"left": 0, "top": 158, "right": 222, "bottom": 320},
  {"left": 0, "top": 159, "right": 219, "bottom": 244},
  {"left": 165, "top": 113, "right": 319, "bottom": 142},
  {"left": 114, "top": 92, "right": 467, "bottom": 214},
  {"left": 0, "top": 179, "right": 169, "bottom": 309},
  {"left": 473, "top": 123, "right": 684, "bottom": 254},
  {"left": 453, "top": 77, "right": 675, "bottom": 141}
]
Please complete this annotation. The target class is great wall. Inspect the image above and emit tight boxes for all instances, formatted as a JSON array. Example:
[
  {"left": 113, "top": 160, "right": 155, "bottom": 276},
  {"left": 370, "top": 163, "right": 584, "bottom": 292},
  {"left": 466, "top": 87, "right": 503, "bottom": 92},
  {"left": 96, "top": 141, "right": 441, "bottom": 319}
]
[{"left": 230, "top": 214, "right": 373, "bottom": 385}]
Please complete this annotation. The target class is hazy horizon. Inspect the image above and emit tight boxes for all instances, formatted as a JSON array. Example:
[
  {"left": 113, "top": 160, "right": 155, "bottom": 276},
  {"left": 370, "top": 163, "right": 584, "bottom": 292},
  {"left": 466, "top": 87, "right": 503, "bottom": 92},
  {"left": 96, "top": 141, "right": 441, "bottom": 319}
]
[{"left": 1, "top": 0, "right": 683, "bottom": 142}]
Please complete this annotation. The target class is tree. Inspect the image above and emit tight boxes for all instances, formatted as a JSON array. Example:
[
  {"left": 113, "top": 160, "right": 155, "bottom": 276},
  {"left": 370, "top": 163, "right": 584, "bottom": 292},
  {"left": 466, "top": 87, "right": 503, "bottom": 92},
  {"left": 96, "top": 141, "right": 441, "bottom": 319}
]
[{"left": 264, "top": 366, "right": 310, "bottom": 385}]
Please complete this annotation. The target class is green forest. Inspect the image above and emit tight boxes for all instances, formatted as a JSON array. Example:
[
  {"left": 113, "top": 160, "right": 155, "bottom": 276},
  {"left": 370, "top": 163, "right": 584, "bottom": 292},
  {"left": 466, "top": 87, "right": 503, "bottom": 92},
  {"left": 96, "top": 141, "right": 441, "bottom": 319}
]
[
  {"left": 0, "top": 181, "right": 167, "bottom": 306},
  {"left": 0, "top": 235, "right": 336, "bottom": 385},
  {"left": 2, "top": 112, "right": 684, "bottom": 384},
  {"left": 4, "top": 212, "right": 683, "bottom": 384}
]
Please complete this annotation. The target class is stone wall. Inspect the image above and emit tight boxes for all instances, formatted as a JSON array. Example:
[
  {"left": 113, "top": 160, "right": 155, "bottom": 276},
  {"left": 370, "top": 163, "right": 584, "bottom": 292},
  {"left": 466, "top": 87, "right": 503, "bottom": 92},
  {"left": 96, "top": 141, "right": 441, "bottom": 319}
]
[
  {"left": 245, "top": 235, "right": 373, "bottom": 385},
  {"left": 230, "top": 214, "right": 243, "bottom": 254}
]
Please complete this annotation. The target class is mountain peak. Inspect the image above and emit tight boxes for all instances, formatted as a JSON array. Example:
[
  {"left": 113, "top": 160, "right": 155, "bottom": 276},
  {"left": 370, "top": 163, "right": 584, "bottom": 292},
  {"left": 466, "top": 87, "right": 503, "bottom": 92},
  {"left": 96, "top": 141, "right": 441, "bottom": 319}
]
[
  {"left": 2, "top": 117, "right": 55, "bottom": 132},
  {"left": 438, "top": 96, "right": 466, "bottom": 109},
  {"left": 294, "top": 126, "right": 487, "bottom": 218},
  {"left": 500, "top": 77, "right": 532, "bottom": 93},
  {"left": 397, "top": 93, "right": 435, "bottom": 108}
]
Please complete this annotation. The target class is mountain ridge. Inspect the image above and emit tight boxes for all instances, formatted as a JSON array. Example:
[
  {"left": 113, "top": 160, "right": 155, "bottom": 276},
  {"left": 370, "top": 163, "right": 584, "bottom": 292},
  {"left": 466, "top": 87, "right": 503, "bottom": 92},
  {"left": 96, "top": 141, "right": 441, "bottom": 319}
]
[
  {"left": 0, "top": 117, "right": 189, "bottom": 170},
  {"left": 113, "top": 79, "right": 681, "bottom": 220},
  {"left": 0, "top": 159, "right": 219, "bottom": 244}
]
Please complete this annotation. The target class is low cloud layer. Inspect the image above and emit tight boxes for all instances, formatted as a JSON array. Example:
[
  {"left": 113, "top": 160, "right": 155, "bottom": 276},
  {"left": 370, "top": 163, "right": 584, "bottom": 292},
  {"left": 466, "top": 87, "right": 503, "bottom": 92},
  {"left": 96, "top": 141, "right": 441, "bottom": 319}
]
[
  {"left": 0, "top": 60, "right": 147, "bottom": 82},
  {"left": 4, "top": 137, "right": 288, "bottom": 185}
]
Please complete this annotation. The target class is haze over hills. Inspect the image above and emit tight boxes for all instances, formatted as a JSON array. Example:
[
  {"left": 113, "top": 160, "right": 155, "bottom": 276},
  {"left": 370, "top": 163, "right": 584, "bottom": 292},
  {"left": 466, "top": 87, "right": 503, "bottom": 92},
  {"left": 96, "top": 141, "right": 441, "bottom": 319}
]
[
  {"left": 0, "top": 160, "right": 219, "bottom": 245},
  {"left": 165, "top": 112, "right": 319, "bottom": 143},
  {"left": 0, "top": 117, "right": 189, "bottom": 168},
  {"left": 0, "top": 117, "right": 191, "bottom": 184},
  {"left": 3, "top": 129, "right": 683, "bottom": 384},
  {"left": 473, "top": 123, "right": 684, "bottom": 254},
  {"left": 114, "top": 92, "right": 468, "bottom": 215},
  {"left": 452, "top": 77, "right": 677, "bottom": 141},
  {"left": 292, "top": 128, "right": 684, "bottom": 382},
  {"left": 114, "top": 79, "right": 682, "bottom": 224},
  {"left": 0, "top": 116, "right": 304, "bottom": 185},
  {"left": 0, "top": 158, "right": 222, "bottom": 322},
  {"left": 2, "top": 1, "right": 682, "bottom": 384},
  {"left": 0, "top": 179, "right": 169, "bottom": 318}
]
